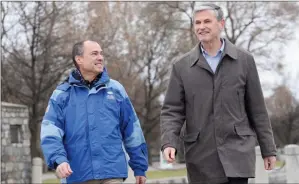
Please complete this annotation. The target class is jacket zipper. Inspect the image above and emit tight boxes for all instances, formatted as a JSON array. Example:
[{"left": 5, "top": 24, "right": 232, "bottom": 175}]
[{"left": 73, "top": 84, "right": 107, "bottom": 178}]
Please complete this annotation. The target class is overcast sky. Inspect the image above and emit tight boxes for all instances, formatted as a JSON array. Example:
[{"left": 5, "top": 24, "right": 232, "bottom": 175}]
[
  {"left": 282, "top": 29, "right": 299, "bottom": 99},
  {"left": 261, "top": 28, "right": 299, "bottom": 99}
]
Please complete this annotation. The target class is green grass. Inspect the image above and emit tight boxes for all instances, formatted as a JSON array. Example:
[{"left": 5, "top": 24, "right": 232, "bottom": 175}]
[
  {"left": 43, "top": 178, "right": 59, "bottom": 184},
  {"left": 147, "top": 168, "right": 187, "bottom": 180},
  {"left": 43, "top": 168, "right": 187, "bottom": 183}
]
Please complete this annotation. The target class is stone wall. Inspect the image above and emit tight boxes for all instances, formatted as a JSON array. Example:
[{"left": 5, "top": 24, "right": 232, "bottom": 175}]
[{"left": 1, "top": 102, "right": 31, "bottom": 183}]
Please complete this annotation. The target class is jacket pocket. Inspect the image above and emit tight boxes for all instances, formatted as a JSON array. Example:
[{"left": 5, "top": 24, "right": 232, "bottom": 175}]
[
  {"left": 234, "top": 124, "right": 255, "bottom": 136},
  {"left": 101, "top": 94, "right": 120, "bottom": 118},
  {"left": 181, "top": 132, "right": 200, "bottom": 143},
  {"left": 102, "top": 144, "right": 127, "bottom": 175},
  {"left": 66, "top": 143, "right": 89, "bottom": 176}
]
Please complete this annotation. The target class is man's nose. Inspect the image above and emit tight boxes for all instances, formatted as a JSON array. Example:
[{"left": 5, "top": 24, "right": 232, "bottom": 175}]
[
  {"left": 198, "top": 23, "right": 206, "bottom": 30},
  {"left": 98, "top": 54, "right": 104, "bottom": 60}
]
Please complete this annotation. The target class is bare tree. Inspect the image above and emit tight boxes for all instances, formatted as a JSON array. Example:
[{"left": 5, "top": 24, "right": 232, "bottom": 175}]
[
  {"left": 1, "top": 2, "right": 14, "bottom": 41},
  {"left": 85, "top": 2, "right": 128, "bottom": 79},
  {"left": 1, "top": 2, "right": 80, "bottom": 158},
  {"left": 266, "top": 86, "right": 299, "bottom": 147},
  {"left": 112, "top": 2, "right": 188, "bottom": 163},
  {"left": 133, "top": 2, "right": 182, "bottom": 163},
  {"left": 84, "top": 2, "right": 183, "bottom": 163},
  {"left": 222, "top": 2, "right": 299, "bottom": 70},
  {"left": 158, "top": 2, "right": 299, "bottom": 71}
]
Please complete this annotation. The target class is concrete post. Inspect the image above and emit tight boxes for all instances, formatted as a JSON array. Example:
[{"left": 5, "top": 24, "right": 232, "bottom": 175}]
[
  {"left": 255, "top": 146, "right": 269, "bottom": 183},
  {"left": 284, "top": 144, "right": 299, "bottom": 183},
  {"left": 0, "top": 112, "right": 2, "bottom": 183},
  {"left": 32, "top": 157, "right": 43, "bottom": 184}
]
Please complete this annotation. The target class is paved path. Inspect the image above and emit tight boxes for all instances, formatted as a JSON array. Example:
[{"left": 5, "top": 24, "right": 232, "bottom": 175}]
[{"left": 42, "top": 162, "right": 186, "bottom": 181}]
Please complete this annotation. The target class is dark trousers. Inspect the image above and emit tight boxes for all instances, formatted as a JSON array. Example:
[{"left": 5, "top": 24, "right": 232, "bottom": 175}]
[{"left": 222, "top": 177, "right": 248, "bottom": 184}]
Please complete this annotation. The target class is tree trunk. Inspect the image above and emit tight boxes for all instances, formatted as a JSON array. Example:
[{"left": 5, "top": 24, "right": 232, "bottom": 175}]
[
  {"left": 29, "top": 115, "right": 42, "bottom": 159},
  {"left": 148, "top": 146, "right": 153, "bottom": 166},
  {"left": 145, "top": 134, "right": 153, "bottom": 165}
]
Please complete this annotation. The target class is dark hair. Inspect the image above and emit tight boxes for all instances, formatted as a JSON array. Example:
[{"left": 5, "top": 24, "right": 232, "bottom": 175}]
[{"left": 72, "top": 41, "right": 85, "bottom": 68}]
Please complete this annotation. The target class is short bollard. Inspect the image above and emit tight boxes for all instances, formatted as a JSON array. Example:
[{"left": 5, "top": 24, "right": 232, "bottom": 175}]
[
  {"left": 255, "top": 146, "right": 269, "bottom": 183},
  {"left": 32, "top": 157, "right": 43, "bottom": 184},
  {"left": 285, "top": 144, "right": 299, "bottom": 183}
]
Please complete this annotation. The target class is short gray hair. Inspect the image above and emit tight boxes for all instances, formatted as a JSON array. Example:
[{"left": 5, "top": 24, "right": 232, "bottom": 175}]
[
  {"left": 192, "top": 3, "right": 224, "bottom": 22},
  {"left": 72, "top": 41, "right": 85, "bottom": 68}
]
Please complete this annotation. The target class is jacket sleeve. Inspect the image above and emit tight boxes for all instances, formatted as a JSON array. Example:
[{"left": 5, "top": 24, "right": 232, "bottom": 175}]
[
  {"left": 120, "top": 92, "right": 148, "bottom": 177},
  {"left": 160, "top": 63, "right": 186, "bottom": 152},
  {"left": 245, "top": 55, "right": 277, "bottom": 158},
  {"left": 40, "top": 89, "right": 68, "bottom": 169}
]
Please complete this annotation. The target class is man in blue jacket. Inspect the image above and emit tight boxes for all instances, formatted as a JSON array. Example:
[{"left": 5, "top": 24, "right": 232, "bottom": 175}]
[{"left": 40, "top": 40, "right": 148, "bottom": 184}]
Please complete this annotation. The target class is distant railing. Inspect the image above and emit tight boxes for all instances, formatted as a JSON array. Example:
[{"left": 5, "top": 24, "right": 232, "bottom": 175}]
[
  {"left": 244, "top": 145, "right": 298, "bottom": 184},
  {"left": 262, "top": 144, "right": 299, "bottom": 184}
]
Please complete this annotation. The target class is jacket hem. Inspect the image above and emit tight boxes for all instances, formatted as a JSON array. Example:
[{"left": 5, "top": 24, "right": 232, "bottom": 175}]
[
  {"left": 67, "top": 174, "right": 128, "bottom": 183},
  {"left": 226, "top": 172, "right": 255, "bottom": 178},
  {"left": 189, "top": 177, "right": 228, "bottom": 184}
]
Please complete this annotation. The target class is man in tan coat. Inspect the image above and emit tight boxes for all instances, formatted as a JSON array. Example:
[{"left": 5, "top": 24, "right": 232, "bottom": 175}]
[{"left": 160, "top": 3, "right": 277, "bottom": 184}]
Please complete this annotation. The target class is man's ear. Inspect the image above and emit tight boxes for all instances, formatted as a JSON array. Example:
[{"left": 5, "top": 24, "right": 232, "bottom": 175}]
[
  {"left": 75, "top": 55, "right": 83, "bottom": 65},
  {"left": 220, "top": 19, "right": 225, "bottom": 31}
]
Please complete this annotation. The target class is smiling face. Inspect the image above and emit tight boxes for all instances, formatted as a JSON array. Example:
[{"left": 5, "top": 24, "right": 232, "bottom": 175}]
[
  {"left": 193, "top": 9, "right": 224, "bottom": 43},
  {"left": 76, "top": 41, "right": 104, "bottom": 75}
]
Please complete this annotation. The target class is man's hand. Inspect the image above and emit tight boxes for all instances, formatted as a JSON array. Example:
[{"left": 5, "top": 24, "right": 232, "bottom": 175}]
[
  {"left": 135, "top": 176, "right": 146, "bottom": 184},
  {"left": 264, "top": 156, "right": 276, "bottom": 170},
  {"left": 56, "top": 162, "right": 73, "bottom": 179},
  {"left": 163, "top": 147, "right": 176, "bottom": 163}
]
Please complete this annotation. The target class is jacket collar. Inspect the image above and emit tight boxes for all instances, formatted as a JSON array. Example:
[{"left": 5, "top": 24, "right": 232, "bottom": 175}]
[
  {"left": 68, "top": 67, "right": 110, "bottom": 88},
  {"left": 200, "top": 38, "right": 225, "bottom": 58},
  {"left": 190, "top": 37, "right": 238, "bottom": 67}
]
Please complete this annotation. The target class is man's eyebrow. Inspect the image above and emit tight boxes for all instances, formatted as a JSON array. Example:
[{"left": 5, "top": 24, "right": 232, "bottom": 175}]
[
  {"left": 90, "top": 50, "right": 102, "bottom": 53},
  {"left": 195, "top": 18, "right": 212, "bottom": 21}
]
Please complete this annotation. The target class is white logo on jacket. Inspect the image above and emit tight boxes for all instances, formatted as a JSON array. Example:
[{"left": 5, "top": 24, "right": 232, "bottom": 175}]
[{"left": 107, "top": 91, "right": 115, "bottom": 100}]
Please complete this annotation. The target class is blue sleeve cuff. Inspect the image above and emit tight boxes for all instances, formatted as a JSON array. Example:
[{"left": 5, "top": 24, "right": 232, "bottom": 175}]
[
  {"left": 55, "top": 156, "right": 69, "bottom": 166},
  {"left": 134, "top": 169, "right": 146, "bottom": 177}
]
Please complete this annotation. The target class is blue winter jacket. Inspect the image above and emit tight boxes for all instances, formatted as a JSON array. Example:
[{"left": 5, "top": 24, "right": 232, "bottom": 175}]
[{"left": 40, "top": 68, "right": 148, "bottom": 183}]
